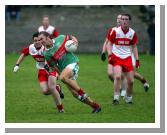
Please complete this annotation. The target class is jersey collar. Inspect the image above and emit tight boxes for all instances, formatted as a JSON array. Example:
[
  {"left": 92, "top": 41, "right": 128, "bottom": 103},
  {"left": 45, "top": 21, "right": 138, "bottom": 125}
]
[{"left": 121, "top": 26, "right": 129, "bottom": 34}]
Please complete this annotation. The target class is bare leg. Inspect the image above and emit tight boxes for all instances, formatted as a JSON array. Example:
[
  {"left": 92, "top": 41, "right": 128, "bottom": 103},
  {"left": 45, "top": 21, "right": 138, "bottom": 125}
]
[
  {"left": 107, "top": 64, "right": 114, "bottom": 82},
  {"left": 134, "top": 71, "right": 149, "bottom": 92},
  {"left": 124, "top": 71, "right": 134, "bottom": 103},
  {"left": 120, "top": 74, "right": 127, "bottom": 97},
  {"left": 39, "top": 81, "right": 51, "bottom": 95},
  {"left": 113, "top": 66, "right": 122, "bottom": 95},
  {"left": 66, "top": 84, "right": 78, "bottom": 98},
  {"left": 126, "top": 71, "right": 134, "bottom": 96},
  {"left": 60, "top": 68, "right": 101, "bottom": 113},
  {"left": 48, "top": 76, "right": 64, "bottom": 112},
  {"left": 60, "top": 68, "right": 80, "bottom": 91},
  {"left": 134, "top": 71, "right": 146, "bottom": 84},
  {"left": 113, "top": 65, "right": 122, "bottom": 104}
]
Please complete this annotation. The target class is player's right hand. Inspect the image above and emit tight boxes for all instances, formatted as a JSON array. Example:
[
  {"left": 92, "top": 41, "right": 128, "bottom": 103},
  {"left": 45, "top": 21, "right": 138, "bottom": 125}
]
[
  {"left": 13, "top": 65, "right": 19, "bottom": 72},
  {"left": 101, "top": 52, "right": 106, "bottom": 61}
]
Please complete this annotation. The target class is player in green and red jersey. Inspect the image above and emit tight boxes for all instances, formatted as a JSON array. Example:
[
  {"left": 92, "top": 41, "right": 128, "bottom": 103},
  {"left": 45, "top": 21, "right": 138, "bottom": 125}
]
[{"left": 38, "top": 31, "right": 101, "bottom": 113}]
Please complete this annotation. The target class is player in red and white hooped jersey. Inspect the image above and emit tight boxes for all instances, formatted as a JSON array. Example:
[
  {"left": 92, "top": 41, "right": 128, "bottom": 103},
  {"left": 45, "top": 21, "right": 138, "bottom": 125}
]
[
  {"left": 102, "top": 14, "right": 149, "bottom": 102},
  {"left": 108, "top": 14, "right": 139, "bottom": 104},
  {"left": 38, "top": 15, "right": 59, "bottom": 38},
  {"left": 13, "top": 32, "right": 64, "bottom": 112},
  {"left": 101, "top": 14, "right": 127, "bottom": 100}
]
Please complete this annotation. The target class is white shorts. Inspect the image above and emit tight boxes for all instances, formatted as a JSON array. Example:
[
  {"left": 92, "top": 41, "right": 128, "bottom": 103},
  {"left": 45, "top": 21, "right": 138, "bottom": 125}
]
[
  {"left": 131, "top": 53, "right": 136, "bottom": 67},
  {"left": 65, "top": 63, "right": 79, "bottom": 80}
]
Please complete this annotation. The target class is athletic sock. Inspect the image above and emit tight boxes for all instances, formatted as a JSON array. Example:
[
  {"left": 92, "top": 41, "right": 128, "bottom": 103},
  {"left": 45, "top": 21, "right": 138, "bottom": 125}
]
[
  {"left": 91, "top": 102, "right": 100, "bottom": 109},
  {"left": 121, "top": 90, "right": 126, "bottom": 97},
  {"left": 57, "top": 104, "right": 64, "bottom": 111},
  {"left": 77, "top": 88, "right": 85, "bottom": 96}
]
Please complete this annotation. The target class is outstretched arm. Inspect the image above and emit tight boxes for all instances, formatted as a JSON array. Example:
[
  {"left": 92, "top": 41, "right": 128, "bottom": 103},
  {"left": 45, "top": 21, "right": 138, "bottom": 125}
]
[{"left": 13, "top": 53, "right": 26, "bottom": 72}]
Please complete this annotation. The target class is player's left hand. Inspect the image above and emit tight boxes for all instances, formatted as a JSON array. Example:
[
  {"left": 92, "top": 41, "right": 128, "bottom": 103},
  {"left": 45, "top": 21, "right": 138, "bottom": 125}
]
[
  {"left": 136, "top": 60, "right": 140, "bottom": 68},
  {"left": 101, "top": 53, "right": 106, "bottom": 61}
]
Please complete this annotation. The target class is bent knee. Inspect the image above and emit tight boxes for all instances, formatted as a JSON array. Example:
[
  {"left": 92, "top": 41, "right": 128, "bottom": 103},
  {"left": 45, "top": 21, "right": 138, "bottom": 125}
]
[
  {"left": 114, "top": 76, "right": 122, "bottom": 81},
  {"left": 43, "top": 90, "right": 51, "bottom": 95},
  {"left": 108, "top": 73, "right": 113, "bottom": 79},
  {"left": 60, "top": 75, "right": 68, "bottom": 82},
  {"left": 127, "top": 79, "right": 134, "bottom": 85}
]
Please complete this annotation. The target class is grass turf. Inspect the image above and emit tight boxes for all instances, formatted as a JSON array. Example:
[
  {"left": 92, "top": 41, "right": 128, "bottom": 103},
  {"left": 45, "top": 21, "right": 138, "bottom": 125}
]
[{"left": 5, "top": 54, "right": 155, "bottom": 123}]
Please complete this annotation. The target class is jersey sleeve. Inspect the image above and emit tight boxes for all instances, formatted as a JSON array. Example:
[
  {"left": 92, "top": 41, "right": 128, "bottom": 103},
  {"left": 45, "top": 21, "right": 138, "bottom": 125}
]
[
  {"left": 37, "top": 27, "right": 40, "bottom": 32},
  {"left": 131, "top": 33, "right": 138, "bottom": 45},
  {"left": 52, "top": 29, "right": 59, "bottom": 38},
  {"left": 108, "top": 29, "right": 116, "bottom": 43},
  {"left": 106, "top": 28, "right": 112, "bottom": 40},
  {"left": 21, "top": 47, "right": 29, "bottom": 56}
]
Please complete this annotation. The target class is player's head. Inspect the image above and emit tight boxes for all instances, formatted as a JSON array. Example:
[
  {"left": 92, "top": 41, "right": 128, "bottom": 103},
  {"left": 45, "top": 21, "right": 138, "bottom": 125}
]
[
  {"left": 42, "top": 15, "right": 50, "bottom": 28},
  {"left": 116, "top": 14, "right": 122, "bottom": 27},
  {"left": 32, "top": 32, "right": 38, "bottom": 40},
  {"left": 121, "top": 13, "right": 131, "bottom": 29},
  {"left": 38, "top": 31, "right": 52, "bottom": 47},
  {"left": 32, "top": 32, "right": 42, "bottom": 49}
]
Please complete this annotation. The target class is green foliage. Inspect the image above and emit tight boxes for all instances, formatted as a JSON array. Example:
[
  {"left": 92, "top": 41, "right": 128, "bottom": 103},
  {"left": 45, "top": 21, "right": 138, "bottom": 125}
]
[{"left": 6, "top": 54, "right": 155, "bottom": 123}]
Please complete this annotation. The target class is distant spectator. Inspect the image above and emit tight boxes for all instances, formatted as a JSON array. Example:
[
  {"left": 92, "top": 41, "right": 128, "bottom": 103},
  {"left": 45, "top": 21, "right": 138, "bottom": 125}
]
[
  {"left": 147, "top": 20, "right": 155, "bottom": 55},
  {"left": 6, "top": 5, "right": 21, "bottom": 22},
  {"left": 38, "top": 15, "right": 59, "bottom": 38}
]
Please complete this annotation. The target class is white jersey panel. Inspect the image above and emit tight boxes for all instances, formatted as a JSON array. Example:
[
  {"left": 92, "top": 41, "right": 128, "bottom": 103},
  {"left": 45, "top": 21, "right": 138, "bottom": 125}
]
[
  {"left": 29, "top": 44, "right": 46, "bottom": 69},
  {"left": 112, "top": 27, "right": 135, "bottom": 59},
  {"left": 38, "top": 25, "right": 55, "bottom": 35}
]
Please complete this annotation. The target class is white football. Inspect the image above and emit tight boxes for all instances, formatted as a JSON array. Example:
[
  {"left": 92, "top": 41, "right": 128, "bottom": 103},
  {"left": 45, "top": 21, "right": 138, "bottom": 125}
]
[{"left": 65, "top": 40, "right": 78, "bottom": 52}]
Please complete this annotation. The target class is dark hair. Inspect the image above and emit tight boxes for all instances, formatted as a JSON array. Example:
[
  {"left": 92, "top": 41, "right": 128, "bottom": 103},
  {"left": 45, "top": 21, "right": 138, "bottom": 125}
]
[
  {"left": 121, "top": 13, "right": 131, "bottom": 20},
  {"left": 32, "top": 32, "right": 39, "bottom": 39},
  {"left": 38, "top": 31, "right": 52, "bottom": 39}
]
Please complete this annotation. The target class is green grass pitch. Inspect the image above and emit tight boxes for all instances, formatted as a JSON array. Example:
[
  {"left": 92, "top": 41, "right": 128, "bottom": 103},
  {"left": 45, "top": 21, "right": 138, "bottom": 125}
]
[{"left": 5, "top": 54, "right": 155, "bottom": 123}]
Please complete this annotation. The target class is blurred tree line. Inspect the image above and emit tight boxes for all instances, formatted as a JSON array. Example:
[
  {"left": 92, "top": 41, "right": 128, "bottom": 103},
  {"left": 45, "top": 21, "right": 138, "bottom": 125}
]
[{"left": 139, "top": 5, "right": 155, "bottom": 55}]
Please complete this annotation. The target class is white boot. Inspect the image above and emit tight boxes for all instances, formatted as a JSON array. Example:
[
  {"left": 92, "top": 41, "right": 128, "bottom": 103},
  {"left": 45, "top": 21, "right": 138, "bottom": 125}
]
[{"left": 125, "top": 96, "right": 133, "bottom": 104}]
